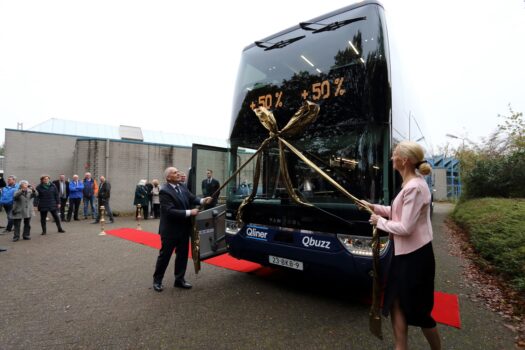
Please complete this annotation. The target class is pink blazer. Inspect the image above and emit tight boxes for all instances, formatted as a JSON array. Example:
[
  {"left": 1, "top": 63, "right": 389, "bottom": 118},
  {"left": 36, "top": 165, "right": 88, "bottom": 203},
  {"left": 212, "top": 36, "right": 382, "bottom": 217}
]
[{"left": 374, "top": 176, "right": 433, "bottom": 255}]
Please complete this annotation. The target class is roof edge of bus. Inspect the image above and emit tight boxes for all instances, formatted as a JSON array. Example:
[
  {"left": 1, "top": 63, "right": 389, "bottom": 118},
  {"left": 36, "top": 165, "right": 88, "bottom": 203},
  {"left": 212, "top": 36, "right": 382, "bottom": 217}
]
[{"left": 242, "top": 0, "right": 385, "bottom": 52}]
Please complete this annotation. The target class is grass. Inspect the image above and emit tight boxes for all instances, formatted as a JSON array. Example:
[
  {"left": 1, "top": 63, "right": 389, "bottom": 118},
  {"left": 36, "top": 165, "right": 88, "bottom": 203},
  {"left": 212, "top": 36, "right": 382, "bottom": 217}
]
[{"left": 451, "top": 198, "right": 525, "bottom": 292}]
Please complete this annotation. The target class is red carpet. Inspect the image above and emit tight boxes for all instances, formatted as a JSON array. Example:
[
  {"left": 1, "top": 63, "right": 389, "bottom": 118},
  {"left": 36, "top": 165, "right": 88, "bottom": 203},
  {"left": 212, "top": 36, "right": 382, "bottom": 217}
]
[
  {"left": 432, "top": 291, "right": 461, "bottom": 328},
  {"left": 106, "top": 228, "right": 461, "bottom": 328}
]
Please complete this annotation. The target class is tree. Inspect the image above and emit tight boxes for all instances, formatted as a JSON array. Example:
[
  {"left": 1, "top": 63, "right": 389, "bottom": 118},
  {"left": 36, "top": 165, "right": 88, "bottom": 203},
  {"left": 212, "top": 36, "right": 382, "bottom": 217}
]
[
  {"left": 497, "top": 104, "right": 524, "bottom": 152},
  {"left": 457, "top": 105, "right": 524, "bottom": 199}
]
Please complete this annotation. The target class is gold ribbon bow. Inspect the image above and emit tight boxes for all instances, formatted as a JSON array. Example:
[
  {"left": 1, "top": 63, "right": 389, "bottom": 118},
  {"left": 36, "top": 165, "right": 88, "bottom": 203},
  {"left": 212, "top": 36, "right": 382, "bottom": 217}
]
[{"left": 203, "top": 101, "right": 382, "bottom": 339}]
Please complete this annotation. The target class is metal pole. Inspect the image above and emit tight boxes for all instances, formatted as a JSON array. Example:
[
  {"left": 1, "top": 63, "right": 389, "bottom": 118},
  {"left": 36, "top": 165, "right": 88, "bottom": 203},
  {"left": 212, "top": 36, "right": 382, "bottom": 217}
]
[
  {"left": 98, "top": 206, "right": 106, "bottom": 236},
  {"left": 136, "top": 204, "right": 142, "bottom": 230}
]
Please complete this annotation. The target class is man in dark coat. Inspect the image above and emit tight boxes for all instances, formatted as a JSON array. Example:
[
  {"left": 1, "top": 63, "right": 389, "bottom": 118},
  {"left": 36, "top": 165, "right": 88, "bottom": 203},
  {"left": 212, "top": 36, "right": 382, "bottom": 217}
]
[
  {"left": 152, "top": 167, "right": 212, "bottom": 292},
  {"left": 201, "top": 169, "right": 220, "bottom": 209},
  {"left": 52, "top": 174, "right": 69, "bottom": 221},
  {"left": 93, "top": 176, "right": 114, "bottom": 224}
]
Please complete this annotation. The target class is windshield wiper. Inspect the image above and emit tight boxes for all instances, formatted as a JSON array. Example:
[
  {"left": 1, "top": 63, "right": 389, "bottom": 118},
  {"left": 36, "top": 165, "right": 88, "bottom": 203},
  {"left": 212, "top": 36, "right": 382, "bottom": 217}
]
[
  {"left": 299, "top": 16, "right": 366, "bottom": 33},
  {"left": 255, "top": 35, "right": 305, "bottom": 51}
]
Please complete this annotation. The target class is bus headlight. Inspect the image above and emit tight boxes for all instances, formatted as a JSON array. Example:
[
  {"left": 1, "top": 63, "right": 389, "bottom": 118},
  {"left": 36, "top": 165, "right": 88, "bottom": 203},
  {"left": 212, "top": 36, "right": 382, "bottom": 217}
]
[
  {"left": 337, "top": 234, "right": 390, "bottom": 257},
  {"left": 225, "top": 219, "right": 241, "bottom": 235}
]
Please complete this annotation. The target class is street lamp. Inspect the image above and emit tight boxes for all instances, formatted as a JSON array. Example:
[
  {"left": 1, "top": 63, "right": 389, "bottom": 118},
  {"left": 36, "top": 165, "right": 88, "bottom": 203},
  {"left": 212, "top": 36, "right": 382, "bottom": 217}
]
[{"left": 446, "top": 133, "right": 466, "bottom": 149}]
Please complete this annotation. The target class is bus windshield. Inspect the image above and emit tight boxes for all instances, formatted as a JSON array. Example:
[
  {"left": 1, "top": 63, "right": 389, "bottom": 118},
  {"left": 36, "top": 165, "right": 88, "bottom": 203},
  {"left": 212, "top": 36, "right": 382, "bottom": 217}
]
[{"left": 229, "top": 3, "right": 391, "bottom": 206}]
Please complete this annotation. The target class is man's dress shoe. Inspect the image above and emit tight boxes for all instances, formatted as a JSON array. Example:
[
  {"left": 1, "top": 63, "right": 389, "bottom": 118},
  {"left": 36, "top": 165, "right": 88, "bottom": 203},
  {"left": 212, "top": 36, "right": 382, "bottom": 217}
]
[
  {"left": 174, "top": 280, "right": 192, "bottom": 289},
  {"left": 153, "top": 282, "right": 164, "bottom": 292}
]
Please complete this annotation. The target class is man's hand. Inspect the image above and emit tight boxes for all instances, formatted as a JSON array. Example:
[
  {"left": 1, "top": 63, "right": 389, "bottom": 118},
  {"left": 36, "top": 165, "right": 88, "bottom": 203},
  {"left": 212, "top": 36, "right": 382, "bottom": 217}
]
[
  {"left": 190, "top": 209, "right": 199, "bottom": 216},
  {"left": 203, "top": 197, "right": 213, "bottom": 205}
]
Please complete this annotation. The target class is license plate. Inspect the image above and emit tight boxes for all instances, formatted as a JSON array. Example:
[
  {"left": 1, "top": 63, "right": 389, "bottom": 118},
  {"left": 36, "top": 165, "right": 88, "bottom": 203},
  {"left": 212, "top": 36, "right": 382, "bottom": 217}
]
[{"left": 269, "top": 255, "right": 303, "bottom": 271}]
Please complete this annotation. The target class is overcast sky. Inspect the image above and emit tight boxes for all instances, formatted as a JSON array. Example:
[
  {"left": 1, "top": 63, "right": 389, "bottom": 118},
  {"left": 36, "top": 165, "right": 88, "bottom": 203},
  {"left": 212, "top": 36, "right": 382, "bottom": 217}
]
[{"left": 1, "top": 0, "right": 524, "bottom": 154}]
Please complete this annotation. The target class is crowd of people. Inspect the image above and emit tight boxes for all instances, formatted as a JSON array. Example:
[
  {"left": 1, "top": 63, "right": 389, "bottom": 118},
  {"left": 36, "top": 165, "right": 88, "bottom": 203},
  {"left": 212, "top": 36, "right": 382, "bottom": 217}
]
[
  {"left": 0, "top": 172, "right": 115, "bottom": 242},
  {"left": 1, "top": 169, "right": 221, "bottom": 244}
]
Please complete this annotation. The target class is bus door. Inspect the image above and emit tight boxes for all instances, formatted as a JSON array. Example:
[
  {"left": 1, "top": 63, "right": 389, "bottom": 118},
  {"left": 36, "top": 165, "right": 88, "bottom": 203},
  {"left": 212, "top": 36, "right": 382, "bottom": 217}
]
[{"left": 190, "top": 143, "right": 229, "bottom": 260}]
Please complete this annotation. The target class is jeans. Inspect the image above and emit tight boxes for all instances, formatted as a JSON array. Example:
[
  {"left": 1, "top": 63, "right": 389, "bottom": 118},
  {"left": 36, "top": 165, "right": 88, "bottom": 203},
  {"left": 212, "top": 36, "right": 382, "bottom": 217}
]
[{"left": 83, "top": 196, "right": 97, "bottom": 218}]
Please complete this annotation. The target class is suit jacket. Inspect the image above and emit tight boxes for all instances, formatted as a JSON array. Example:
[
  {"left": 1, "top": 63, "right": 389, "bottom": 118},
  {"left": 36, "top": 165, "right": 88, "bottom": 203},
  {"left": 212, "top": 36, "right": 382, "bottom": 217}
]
[
  {"left": 374, "top": 175, "right": 432, "bottom": 256},
  {"left": 53, "top": 180, "right": 70, "bottom": 199},
  {"left": 158, "top": 183, "right": 201, "bottom": 239},
  {"left": 98, "top": 181, "right": 111, "bottom": 203},
  {"left": 201, "top": 178, "right": 220, "bottom": 199}
]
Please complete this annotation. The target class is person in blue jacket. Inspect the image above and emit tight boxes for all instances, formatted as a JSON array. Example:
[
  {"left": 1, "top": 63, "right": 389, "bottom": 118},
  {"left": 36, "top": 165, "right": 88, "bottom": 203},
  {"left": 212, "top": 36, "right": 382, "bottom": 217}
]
[
  {"left": 82, "top": 172, "right": 98, "bottom": 220},
  {"left": 0, "top": 175, "right": 19, "bottom": 233},
  {"left": 67, "top": 174, "right": 84, "bottom": 221}
]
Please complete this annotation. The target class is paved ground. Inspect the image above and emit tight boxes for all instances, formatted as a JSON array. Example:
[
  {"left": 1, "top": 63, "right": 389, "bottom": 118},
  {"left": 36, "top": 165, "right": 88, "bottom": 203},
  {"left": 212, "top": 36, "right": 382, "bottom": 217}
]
[{"left": 0, "top": 204, "right": 517, "bottom": 349}]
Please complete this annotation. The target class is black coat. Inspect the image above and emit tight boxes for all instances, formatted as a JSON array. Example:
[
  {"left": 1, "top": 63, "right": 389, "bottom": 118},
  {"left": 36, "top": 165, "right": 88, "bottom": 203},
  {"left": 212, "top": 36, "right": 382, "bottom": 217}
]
[
  {"left": 35, "top": 183, "right": 60, "bottom": 211},
  {"left": 158, "top": 183, "right": 201, "bottom": 240},
  {"left": 133, "top": 185, "right": 149, "bottom": 207},
  {"left": 201, "top": 178, "right": 220, "bottom": 199},
  {"left": 52, "top": 180, "right": 70, "bottom": 199},
  {"left": 98, "top": 181, "right": 111, "bottom": 204}
]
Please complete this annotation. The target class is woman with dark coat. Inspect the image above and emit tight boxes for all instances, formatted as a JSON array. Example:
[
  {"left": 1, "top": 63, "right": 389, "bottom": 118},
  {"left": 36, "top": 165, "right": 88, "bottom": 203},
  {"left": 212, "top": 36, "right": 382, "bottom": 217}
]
[
  {"left": 133, "top": 179, "right": 149, "bottom": 220},
  {"left": 35, "top": 175, "right": 65, "bottom": 235}
]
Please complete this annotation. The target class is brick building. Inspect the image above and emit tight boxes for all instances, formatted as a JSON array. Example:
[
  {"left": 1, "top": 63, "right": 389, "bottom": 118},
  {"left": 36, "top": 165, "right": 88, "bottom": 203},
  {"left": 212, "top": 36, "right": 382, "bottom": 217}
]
[{"left": 4, "top": 119, "right": 227, "bottom": 214}]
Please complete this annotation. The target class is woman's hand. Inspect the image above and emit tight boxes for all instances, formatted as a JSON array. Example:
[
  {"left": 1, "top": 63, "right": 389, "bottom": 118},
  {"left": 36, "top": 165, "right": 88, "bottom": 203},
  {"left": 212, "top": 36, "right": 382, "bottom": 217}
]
[
  {"left": 369, "top": 214, "right": 381, "bottom": 226},
  {"left": 357, "top": 200, "right": 374, "bottom": 212}
]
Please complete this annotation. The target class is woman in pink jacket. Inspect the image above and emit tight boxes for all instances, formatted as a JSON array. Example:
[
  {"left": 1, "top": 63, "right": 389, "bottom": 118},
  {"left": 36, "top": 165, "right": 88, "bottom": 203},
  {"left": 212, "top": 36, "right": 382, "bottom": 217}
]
[{"left": 360, "top": 141, "right": 441, "bottom": 350}]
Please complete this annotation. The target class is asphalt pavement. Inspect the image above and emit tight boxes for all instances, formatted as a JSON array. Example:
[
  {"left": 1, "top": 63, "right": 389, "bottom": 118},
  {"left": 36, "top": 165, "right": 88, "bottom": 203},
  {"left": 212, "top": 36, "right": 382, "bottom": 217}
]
[{"left": 0, "top": 205, "right": 517, "bottom": 349}]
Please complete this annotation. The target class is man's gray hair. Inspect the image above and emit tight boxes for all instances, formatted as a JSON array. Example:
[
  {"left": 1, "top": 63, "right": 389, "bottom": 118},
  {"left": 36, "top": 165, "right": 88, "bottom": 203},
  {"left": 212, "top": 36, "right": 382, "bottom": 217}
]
[
  {"left": 8, "top": 175, "right": 16, "bottom": 180},
  {"left": 164, "top": 167, "right": 177, "bottom": 180},
  {"left": 19, "top": 180, "right": 29, "bottom": 185}
]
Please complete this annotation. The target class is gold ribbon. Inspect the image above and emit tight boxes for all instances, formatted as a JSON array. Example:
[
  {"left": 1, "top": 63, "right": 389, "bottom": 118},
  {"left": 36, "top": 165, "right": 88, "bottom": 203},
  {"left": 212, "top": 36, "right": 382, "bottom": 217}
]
[
  {"left": 191, "top": 216, "right": 201, "bottom": 274},
  {"left": 206, "top": 101, "right": 382, "bottom": 339}
]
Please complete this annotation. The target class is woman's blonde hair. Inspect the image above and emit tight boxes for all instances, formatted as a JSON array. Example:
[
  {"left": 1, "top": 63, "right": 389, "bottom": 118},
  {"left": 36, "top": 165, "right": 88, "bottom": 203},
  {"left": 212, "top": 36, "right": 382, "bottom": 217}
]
[{"left": 396, "top": 141, "right": 432, "bottom": 176}]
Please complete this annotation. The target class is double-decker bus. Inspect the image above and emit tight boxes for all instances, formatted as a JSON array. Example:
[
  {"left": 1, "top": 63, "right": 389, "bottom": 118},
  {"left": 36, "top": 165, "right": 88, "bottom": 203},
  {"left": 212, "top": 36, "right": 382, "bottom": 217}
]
[{"left": 192, "top": 1, "right": 421, "bottom": 284}]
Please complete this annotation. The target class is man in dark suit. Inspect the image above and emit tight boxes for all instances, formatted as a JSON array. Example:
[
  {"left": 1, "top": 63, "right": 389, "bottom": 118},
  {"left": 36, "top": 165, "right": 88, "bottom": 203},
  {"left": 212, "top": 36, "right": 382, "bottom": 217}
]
[
  {"left": 201, "top": 169, "right": 220, "bottom": 209},
  {"left": 93, "top": 175, "right": 114, "bottom": 224},
  {"left": 52, "top": 174, "right": 69, "bottom": 221},
  {"left": 152, "top": 167, "right": 212, "bottom": 292}
]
